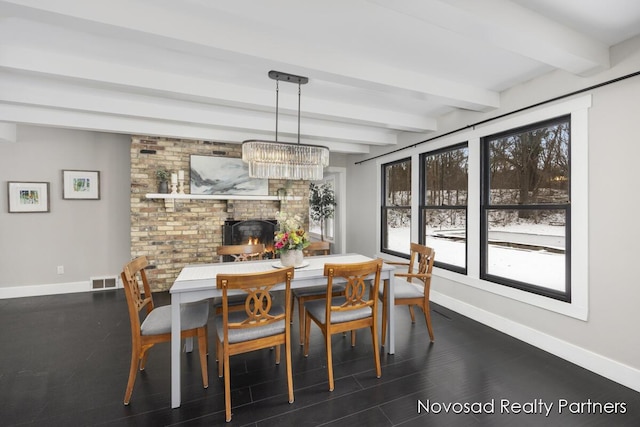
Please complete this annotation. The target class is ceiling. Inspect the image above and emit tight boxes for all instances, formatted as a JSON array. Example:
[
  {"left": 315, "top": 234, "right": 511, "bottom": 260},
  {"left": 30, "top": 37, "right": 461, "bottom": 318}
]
[{"left": 1, "top": 0, "right": 640, "bottom": 154}]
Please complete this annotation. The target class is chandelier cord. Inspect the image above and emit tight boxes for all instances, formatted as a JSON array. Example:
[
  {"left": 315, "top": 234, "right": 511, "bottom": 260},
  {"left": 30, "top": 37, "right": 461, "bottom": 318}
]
[
  {"left": 297, "top": 83, "right": 301, "bottom": 145},
  {"left": 275, "top": 80, "right": 279, "bottom": 142}
]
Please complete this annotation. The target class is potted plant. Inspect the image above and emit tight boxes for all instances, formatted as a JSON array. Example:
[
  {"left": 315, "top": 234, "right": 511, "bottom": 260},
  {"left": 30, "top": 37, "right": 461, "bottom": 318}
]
[
  {"left": 156, "top": 167, "right": 170, "bottom": 193},
  {"left": 309, "top": 182, "right": 336, "bottom": 241}
]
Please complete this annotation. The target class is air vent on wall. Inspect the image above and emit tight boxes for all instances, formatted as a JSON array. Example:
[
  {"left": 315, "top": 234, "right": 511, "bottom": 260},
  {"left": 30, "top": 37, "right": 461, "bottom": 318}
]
[{"left": 90, "top": 275, "right": 120, "bottom": 291}]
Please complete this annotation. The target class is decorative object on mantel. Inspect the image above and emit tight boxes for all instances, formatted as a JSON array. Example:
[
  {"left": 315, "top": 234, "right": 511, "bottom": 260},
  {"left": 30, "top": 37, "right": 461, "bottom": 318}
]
[
  {"left": 177, "top": 169, "right": 185, "bottom": 194},
  {"left": 274, "top": 211, "right": 310, "bottom": 267},
  {"left": 156, "top": 168, "right": 170, "bottom": 194},
  {"left": 62, "top": 170, "right": 100, "bottom": 200},
  {"left": 276, "top": 180, "right": 292, "bottom": 201},
  {"left": 242, "top": 70, "right": 329, "bottom": 181},
  {"left": 190, "top": 155, "right": 268, "bottom": 196},
  {"left": 170, "top": 172, "right": 178, "bottom": 194},
  {"left": 309, "top": 182, "right": 336, "bottom": 241}
]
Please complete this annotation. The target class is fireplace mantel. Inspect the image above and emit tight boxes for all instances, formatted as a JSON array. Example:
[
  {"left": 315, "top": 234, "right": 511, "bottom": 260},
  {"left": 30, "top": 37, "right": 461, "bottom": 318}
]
[
  {"left": 147, "top": 193, "right": 284, "bottom": 200},
  {"left": 145, "top": 193, "right": 302, "bottom": 211}
]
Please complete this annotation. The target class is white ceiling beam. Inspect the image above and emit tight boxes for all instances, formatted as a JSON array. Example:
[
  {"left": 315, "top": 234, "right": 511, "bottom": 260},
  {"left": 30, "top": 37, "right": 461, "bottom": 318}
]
[
  {"left": 0, "top": 70, "right": 397, "bottom": 146},
  {"left": 0, "top": 39, "right": 434, "bottom": 133},
  {"left": 0, "top": 103, "right": 372, "bottom": 154},
  {"left": 369, "top": 0, "right": 610, "bottom": 75},
  {"left": 0, "top": 0, "right": 500, "bottom": 110}
]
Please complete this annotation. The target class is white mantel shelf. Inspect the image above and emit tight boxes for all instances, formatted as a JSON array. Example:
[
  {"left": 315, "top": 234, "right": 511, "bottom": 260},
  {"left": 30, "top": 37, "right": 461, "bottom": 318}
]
[
  {"left": 145, "top": 193, "right": 301, "bottom": 211},
  {"left": 145, "top": 193, "right": 302, "bottom": 212},
  {"left": 146, "top": 193, "right": 291, "bottom": 201}
]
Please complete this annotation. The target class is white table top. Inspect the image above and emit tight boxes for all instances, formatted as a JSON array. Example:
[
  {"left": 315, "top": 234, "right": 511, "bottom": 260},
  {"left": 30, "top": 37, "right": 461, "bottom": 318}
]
[{"left": 170, "top": 253, "right": 382, "bottom": 294}]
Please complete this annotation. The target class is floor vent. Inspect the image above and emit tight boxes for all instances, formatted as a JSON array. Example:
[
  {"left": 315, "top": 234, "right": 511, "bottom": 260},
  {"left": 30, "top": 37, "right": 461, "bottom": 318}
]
[{"left": 90, "top": 275, "right": 119, "bottom": 291}]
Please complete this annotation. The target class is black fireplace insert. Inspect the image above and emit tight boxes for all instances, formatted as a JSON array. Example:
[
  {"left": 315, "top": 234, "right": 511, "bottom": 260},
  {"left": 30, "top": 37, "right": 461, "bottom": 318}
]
[{"left": 222, "top": 219, "right": 277, "bottom": 259}]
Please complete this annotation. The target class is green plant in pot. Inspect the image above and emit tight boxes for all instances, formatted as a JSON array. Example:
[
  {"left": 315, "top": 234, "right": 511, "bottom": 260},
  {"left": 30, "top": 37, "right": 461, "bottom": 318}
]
[
  {"left": 309, "top": 182, "right": 336, "bottom": 241},
  {"left": 156, "top": 168, "right": 170, "bottom": 193}
]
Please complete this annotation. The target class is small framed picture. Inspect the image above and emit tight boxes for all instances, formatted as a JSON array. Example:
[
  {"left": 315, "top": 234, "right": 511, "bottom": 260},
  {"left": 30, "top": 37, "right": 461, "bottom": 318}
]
[
  {"left": 63, "top": 170, "right": 100, "bottom": 200},
  {"left": 8, "top": 182, "right": 50, "bottom": 213}
]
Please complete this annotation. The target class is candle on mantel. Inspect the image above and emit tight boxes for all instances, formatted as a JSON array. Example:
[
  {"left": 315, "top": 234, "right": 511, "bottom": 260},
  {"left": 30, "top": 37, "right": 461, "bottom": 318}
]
[
  {"left": 178, "top": 170, "right": 184, "bottom": 181},
  {"left": 171, "top": 173, "right": 178, "bottom": 184}
]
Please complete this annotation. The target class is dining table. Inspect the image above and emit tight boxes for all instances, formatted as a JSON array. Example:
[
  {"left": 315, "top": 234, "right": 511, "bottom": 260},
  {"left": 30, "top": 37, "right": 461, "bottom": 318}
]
[{"left": 169, "top": 253, "right": 396, "bottom": 408}]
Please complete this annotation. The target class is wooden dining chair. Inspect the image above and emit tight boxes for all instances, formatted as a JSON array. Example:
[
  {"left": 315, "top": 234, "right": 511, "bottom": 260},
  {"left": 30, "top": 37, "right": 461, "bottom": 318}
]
[
  {"left": 216, "top": 243, "right": 265, "bottom": 262},
  {"left": 302, "top": 240, "right": 330, "bottom": 256},
  {"left": 379, "top": 242, "right": 436, "bottom": 345},
  {"left": 120, "top": 256, "right": 209, "bottom": 405},
  {"left": 303, "top": 258, "right": 382, "bottom": 391},
  {"left": 292, "top": 240, "right": 345, "bottom": 345},
  {"left": 214, "top": 243, "right": 267, "bottom": 315},
  {"left": 215, "top": 267, "right": 295, "bottom": 422}
]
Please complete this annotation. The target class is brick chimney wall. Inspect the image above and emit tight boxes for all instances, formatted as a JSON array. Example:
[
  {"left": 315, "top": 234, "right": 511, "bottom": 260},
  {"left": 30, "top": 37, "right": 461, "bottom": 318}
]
[{"left": 130, "top": 135, "right": 310, "bottom": 291}]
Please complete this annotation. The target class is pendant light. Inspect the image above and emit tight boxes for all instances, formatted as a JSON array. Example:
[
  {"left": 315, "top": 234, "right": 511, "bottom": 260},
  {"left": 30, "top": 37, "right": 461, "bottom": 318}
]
[{"left": 242, "top": 70, "right": 329, "bottom": 180}]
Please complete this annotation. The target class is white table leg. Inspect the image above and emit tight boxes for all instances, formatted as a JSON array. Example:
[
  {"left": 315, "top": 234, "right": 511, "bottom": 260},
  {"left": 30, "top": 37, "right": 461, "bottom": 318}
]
[
  {"left": 171, "top": 294, "right": 182, "bottom": 408},
  {"left": 386, "top": 275, "right": 395, "bottom": 354}
]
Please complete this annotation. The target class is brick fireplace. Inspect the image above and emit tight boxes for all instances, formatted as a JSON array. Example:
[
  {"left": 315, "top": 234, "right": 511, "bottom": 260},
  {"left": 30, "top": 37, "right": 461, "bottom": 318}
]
[{"left": 129, "top": 135, "right": 310, "bottom": 291}]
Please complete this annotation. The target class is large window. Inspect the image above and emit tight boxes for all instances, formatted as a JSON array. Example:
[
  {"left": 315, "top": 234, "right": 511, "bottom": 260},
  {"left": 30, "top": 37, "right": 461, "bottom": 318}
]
[
  {"left": 381, "top": 158, "right": 411, "bottom": 256},
  {"left": 420, "top": 143, "right": 468, "bottom": 273},
  {"left": 481, "top": 116, "right": 570, "bottom": 301}
]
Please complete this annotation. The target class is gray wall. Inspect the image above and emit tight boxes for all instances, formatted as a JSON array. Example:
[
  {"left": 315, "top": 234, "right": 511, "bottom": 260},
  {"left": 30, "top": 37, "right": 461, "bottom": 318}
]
[
  {"left": 0, "top": 125, "right": 131, "bottom": 289},
  {"left": 346, "top": 36, "right": 640, "bottom": 382}
]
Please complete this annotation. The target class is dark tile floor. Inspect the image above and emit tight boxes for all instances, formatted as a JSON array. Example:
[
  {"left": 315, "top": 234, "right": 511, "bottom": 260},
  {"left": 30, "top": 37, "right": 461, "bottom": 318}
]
[{"left": 0, "top": 290, "right": 638, "bottom": 426}]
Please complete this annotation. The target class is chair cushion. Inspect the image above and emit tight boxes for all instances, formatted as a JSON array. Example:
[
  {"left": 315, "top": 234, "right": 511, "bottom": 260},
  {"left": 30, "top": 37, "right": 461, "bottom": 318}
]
[
  {"left": 214, "top": 305, "right": 285, "bottom": 344},
  {"left": 140, "top": 300, "right": 209, "bottom": 336},
  {"left": 292, "top": 283, "right": 346, "bottom": 298},
  {"left": 304, "top": 297, "right": 372, "bottom": 325},
  {"left": 379, "top": 278, "right": 424, "bottom": 299}
]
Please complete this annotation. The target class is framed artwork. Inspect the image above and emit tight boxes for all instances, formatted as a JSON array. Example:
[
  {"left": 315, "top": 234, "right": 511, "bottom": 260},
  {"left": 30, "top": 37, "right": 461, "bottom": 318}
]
[
  {"left": 8, "top": 181, "right": 50, "bottom": 213},
  {"left": 63, "top": 170, "right": 100, "bottom": 200},
  {"left": 190, "top": 155, "right": 268, "bottom": 196}
]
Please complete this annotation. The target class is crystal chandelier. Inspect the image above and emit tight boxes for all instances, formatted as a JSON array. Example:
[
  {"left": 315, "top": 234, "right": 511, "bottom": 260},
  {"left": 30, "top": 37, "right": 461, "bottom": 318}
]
[{"left": 242, "top": 71, "right": 329, "bottom": 180}]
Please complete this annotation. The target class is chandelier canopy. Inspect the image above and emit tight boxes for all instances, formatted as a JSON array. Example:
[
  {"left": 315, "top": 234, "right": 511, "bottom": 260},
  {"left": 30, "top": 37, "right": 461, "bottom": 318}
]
[{"left": 242, "top": 71, "right": 329, "bottom": 181}]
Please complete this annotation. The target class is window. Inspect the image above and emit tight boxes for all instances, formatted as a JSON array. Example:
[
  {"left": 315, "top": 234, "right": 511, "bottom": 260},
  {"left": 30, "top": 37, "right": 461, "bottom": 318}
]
[
  {"left": 420, "top": 143, "right": 468, "bottom": 273},
  {"left": 375, "top": 96, "right": 589, "bottom": 318},
  {"left": 481, "top": 116, "right": 570, "bottom": 301},
  {"left": 381, "top": 158, "right": 411, "bottom": 256}
]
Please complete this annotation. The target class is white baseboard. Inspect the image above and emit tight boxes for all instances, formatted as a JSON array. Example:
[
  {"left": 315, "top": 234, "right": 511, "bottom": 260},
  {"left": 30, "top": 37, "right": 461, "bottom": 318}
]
[
  {"left": 431, "top": 290, "right": 640, "bottom": 393},
  {"left": 0, "top": 281, "right": 110, "bottom": 299}
]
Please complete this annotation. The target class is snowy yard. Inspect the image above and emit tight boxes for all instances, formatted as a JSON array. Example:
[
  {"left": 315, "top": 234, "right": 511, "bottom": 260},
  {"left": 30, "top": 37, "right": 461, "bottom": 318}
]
[{"left": 387, "top": 224, "right": 565, "bottom": 291}]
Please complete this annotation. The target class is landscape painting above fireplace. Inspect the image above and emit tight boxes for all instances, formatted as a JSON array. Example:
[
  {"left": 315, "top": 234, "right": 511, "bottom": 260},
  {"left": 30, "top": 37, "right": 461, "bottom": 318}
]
[{"left": 190, "top": 155, "right": 268, "bottom": 195}]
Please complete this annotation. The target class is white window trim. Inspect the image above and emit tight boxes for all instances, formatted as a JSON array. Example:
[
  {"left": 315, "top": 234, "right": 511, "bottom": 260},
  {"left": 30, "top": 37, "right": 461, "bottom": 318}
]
[{"left": 377, "top": 95, "right": 590, "bottom": 320}]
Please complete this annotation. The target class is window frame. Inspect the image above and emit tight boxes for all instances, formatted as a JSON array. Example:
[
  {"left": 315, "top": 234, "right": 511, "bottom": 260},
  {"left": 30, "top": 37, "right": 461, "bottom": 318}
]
[
  {"left": 419, "top": 142, "right": 469, "bottom": 274},
  {"left": 381, "top": 157, "right": 412, "bottom": 258},
  {"left": 480, "top": 116, "right": 571, "bottom": 302}
]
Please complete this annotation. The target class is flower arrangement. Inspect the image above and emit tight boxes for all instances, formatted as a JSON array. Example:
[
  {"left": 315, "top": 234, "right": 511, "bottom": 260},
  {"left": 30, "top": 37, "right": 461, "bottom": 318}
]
[{"left": 274, "top": 211, "right": 310, "bottom": 254}]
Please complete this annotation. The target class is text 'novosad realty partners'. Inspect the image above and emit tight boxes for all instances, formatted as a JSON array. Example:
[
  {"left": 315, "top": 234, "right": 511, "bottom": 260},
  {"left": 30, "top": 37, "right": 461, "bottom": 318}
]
[{"left": 417, "top": 398, "right": 627, "bottom": 416}]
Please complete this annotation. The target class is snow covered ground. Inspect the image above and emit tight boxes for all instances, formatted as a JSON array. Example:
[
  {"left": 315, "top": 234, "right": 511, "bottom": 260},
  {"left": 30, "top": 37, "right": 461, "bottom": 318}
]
[{"left": 387, "top": 225, "right": 565, "bottom": 291}]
